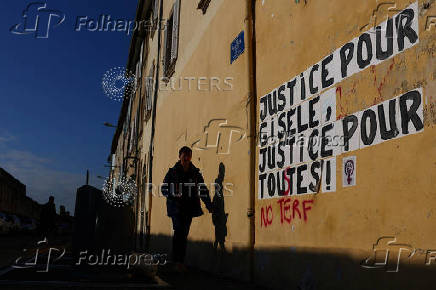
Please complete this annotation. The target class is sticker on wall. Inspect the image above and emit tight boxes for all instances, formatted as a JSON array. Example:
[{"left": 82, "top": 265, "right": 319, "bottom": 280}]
[
  {"left": 231, "top": 31, "right": 245, "bottom": 64},
  {"left": 342, "top": 156, "right": 356, "bottom": 187},
  {"left": 321, "top": 157, "right": 336, "bottom": 193}
]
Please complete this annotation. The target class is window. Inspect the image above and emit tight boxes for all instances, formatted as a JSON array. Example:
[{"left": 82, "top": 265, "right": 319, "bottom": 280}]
[
  {"left": 145, "top": 64, "right": 154, "bottom": 117},
  {"left": 129, "top": 114, "right": 136, "bottom": 153},
  {"left": 124, "top": 98, "right": 132, "bottom": 135},
  {"left": 139, "top": 41, "right": 144, "bottom": 73},
  {"left": 151, "top": 0, "right": 159, "bottom": 38},
  {"left": 135, "top": 61, "right": 140, "bottom": 88},
  {"left": 135, "top": 42, "right": 144, "bottom": 88},
  {"left": 197, "top": 0, "right": 211, "bottom": 14},
  {"left": 163, "top": 0, "right": 180, "bottom": 78}
]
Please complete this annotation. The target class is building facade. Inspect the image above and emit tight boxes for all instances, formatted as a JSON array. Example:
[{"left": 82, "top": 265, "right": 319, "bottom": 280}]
[
  {"left": 110, "top": 0, "right": 436, "bottom": 288},
  {"left": 0, "top": 168, "right": 42, "bottom": 220}
]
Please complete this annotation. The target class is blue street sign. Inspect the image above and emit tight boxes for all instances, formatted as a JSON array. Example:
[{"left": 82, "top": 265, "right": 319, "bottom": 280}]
[{"left": 231, "top": 31, "right": 245, "bottom": 64}]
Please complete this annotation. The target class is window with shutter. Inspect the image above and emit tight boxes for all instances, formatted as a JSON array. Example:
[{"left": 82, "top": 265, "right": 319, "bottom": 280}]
[
  {"left": 135, "top": 105, "right": 140, "bottom": 146},
  {"left": 129, "top": 118, "right": 134, "bottom": 152},
  {"left": 171, "top": 0, "right": 180, "bottom": 64},
  {"left": 139, "top": 42, "right": 144, "bottom": 71},
  {"left": 163, "top": 16, "right": 171, "bottom": 77},
  {"left": 135, "top": 61, "right": 140, "bottom": 89},
  {"left": 145, "top": 77, "right": 149, "bottom": 112},
  {"left": 148, "top": 66, "right": 154, "bottom": 111},
  {"left": 152, "top": 0, "right": 159, "bottom": 37},
  {"left": 197, "top": 0, "right": 211, "bottom": 14},
  {"left": 125, "top": 98, "right": 132, "bottom": 134},
  {"left": 146, "top": 65, "right": 154, "bottom": 113},
  {"left": 153, "top": 0, "right": 159, "bottom": 20},
  {"left": 143, "top": 64, "right": 155, "bottom": 121},
  {"left": 163, "top": 0, "right": 180, "bottom": 78}
]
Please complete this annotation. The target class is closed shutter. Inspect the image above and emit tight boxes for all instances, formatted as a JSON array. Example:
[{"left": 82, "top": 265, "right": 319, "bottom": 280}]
[
  {"left": 135, "top": 61, "right": 140, "bottom": 88},
  {"left": 139, "top": 42, "right": 144, "bottom": 76},
  {"left": 163, "top": 24, "right": 168, "bottom": 74},
  {"left": 147, "top": 66, "right": 154, "bottom": 111},
  {"left": 153, "top": 0, "right": 159, "bottom": 22},
  {"left": 135, "top": 106, "right": 140, "bottom": 145},
  {"left": 145, "top": 76, "right": 150, "bottom": 112},
  {"left": 111, "top": 154, "right": 116, "bottom": 170},
  {"left": 145, "top": 76, "right": 150, "bottom": 111},
  {"left": 171, "top": 0, "right": 180, "bottom": 64},
  {"left": 129, "top": 120, "right": 134, "bottom": 152}
]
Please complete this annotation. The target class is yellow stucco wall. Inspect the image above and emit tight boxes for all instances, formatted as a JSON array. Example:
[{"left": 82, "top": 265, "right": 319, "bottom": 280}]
[
  {"left": 127, "top": 0, "right": 436, "bottom": 287},
  {"left": 254, "top": 0, "right": 435, "bottom": 288},
  {"left": 149, "top": 0, "right": 253, "bottom": 276}
]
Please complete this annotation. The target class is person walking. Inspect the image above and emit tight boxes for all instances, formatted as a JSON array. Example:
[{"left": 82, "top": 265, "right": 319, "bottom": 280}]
[
  {"left": 39, "top": 196, "right": 56, "bottom": 239},
  {"left": 162, "top": 146, "right": 213, "bottom": 272}
]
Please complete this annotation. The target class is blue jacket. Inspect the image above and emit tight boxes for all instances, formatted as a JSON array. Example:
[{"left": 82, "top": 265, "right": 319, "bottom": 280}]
[{"left": 161, "top": 161, "right": 213, "bottom": 217}]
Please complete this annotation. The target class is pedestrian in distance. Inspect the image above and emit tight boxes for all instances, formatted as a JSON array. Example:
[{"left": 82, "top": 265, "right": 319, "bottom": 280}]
[{"left": 39, "top": 195, "right": 57, "bottom": 239}]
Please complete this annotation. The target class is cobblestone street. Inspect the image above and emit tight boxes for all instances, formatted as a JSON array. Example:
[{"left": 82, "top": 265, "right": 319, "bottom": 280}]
[{"left": 0, "top": 234, "right": 265, "bottom": 290}]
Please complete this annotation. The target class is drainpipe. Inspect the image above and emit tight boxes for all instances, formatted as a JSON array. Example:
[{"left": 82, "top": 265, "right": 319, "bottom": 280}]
[
  {"left": 245, "top": 0, "right": 257, "bottom": 283},
  {"left": 146, "top": 0, "right": 163, "bottom": 249}
]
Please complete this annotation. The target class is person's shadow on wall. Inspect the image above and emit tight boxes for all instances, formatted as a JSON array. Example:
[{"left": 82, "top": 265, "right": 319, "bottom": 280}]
[{"left": 212, "top": 162, "right": 228, "bottom": 252}]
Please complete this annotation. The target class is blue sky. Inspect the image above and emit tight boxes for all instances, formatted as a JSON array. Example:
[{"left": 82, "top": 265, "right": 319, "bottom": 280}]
[{"left": 0, "top": 0, "right": 138, "bottom": 212}]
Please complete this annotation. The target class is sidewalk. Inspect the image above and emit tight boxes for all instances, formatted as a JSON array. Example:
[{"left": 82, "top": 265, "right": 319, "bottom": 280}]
[
  {"left": 0, "top": 234, "right": 41, "bottom": 269},
  {"left": 157, "top": 263, "right": 266, "bottom": 290},
  {"left": 0, "top": 238, "right": 267, "bottom": 290},
  {"left": 1, "top": 261, "right": 266, "bottom": 290}
]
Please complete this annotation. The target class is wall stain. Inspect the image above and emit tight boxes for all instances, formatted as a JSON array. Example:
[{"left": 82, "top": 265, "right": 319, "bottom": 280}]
[{"left": 423, "top": 96, "right": 436, "bottom": 126}]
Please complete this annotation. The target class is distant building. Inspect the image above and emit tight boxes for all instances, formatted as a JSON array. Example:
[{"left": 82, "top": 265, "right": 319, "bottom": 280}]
[
  {"left": 59, "top": 204, "right": 72, "bottom": 218},
  {"left": 60, "top": 205, "right": 66, "bottom": 216},
  {"left": 0, "top": 168, "right": 42, "bottom": 220}
]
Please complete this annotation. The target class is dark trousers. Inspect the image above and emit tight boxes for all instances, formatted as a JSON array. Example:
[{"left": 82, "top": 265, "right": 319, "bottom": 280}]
[{"left": 171, "top": 214, "right": 192, "bottom": 263}]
